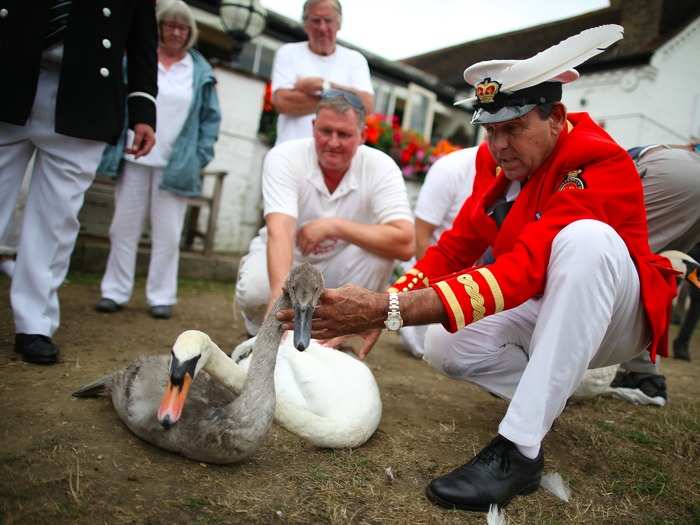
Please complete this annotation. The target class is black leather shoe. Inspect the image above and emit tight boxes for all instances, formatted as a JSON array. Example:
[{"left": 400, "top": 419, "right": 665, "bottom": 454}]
[
  {"left": 425, "top": 435, "right": 543, "bottom": 512},
  {"left": 150, "top": 305, "right": 172, "bottom": 319},
  {"left": 14, "top": 334, "right": 59, "bottom": 365},
  {"left": 95, "top": 297, "right": 122, "bottom": 313}
]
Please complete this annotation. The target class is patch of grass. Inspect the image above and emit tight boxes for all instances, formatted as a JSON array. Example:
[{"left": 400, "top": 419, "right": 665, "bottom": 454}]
[
  {"left": 52, "top": 500, "right": 82, "bottom": 520},
  {"left": 594, "top": 420, "right": 661, "bottom": 447},
  {"left": 595, "top": 420, "right": 615, "bottom": 432},
  {"left": 306, "top": 463, "right": 332, "bottom": 483},
  {"left": 64, "top": 272, "right": 102, "bottom": 286},
  {"left": 0, "top": 454, "right": 24, "bottom": 465},
  {"left": 688, "top": 501, "right": 700, "bottom": 524},
  {"left": 65, "top": 271, "right": 233, "bottom": 294},
  {"left": 622, "top": 429, "right": 661, "bottom": 447},
  {"left": 676, "top": 415, "right": 700, "bottom": 434},
  {"left": 645, "top": 518, "right": 677, "bottom": 525},
  {"left": 607, "top": 478, "right": 627, "bottom": 497},
  {"left": 177, "top": 276, "right": 233, "bottom": 294},
  {"left": 181, "top": 496, "right": 209, "bottom": 511},
  {"left": 632, "top": 471, "right": 669, "bottom": 496}
]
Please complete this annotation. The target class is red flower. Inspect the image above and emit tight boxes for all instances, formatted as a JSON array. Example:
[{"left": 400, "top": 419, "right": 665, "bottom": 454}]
[
  {"left": 263, "top": 82, "right": 273, "bottom": 113},
  {"left": 362, "top": 112, "right": 462, "bottom": 180},
  {"left": 366, "top": 125, "right": 380, "bottom": 144}
]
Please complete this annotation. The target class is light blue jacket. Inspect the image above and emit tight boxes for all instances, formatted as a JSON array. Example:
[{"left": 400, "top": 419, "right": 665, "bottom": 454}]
[{"left": 98, "top": 49, "right": 221, "bottom": 197}]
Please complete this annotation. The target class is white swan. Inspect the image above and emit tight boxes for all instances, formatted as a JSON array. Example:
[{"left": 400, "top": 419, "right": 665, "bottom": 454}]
[
  {"left": 230, "top": 333, "right": 383, "bottom": 449},
  {"left": 72, "top": 263, "right": 324, "bottom": 463}
]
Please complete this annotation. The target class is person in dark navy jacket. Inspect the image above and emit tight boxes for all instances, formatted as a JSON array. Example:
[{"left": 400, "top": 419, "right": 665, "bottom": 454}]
[{"left": 0, "top": 0, "right": 158, "bottom": 365}]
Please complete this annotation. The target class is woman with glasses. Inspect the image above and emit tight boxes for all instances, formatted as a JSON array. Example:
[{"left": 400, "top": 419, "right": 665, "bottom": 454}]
[{"left": 95, "top": 0, "right": 221, "bottom": 320}]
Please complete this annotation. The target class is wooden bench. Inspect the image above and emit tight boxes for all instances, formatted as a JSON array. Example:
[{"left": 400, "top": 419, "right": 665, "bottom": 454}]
[
  {"left": 182, "top": 170, "right": 227, "bottom": 256},
  {"left": 81, "top": 170, "right": 228, "bottom": 256}
]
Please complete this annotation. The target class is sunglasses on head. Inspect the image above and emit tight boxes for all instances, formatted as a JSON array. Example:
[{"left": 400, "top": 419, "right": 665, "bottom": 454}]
[{"left": 321, "top": 89, "right": 364, "bottom": 112}]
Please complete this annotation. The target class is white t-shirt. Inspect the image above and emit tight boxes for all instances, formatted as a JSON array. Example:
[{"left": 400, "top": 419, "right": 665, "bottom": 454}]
[
  {"left": 414, "top": 146, "right": 479, "bottom": 243},
  {"left": 127, "top": 53, "right": 194, "bottom": 167},
  {"left": 260, "top": 138, "right": 413, "bottom": 264},
  {"left": 271, "top": 42, "right": 374, "bottom": 145}
]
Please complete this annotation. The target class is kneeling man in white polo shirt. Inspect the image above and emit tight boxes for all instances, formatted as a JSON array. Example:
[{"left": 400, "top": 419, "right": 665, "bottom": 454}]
[{"left": 235, "top": 90, "right": 415, "bottom": 337}]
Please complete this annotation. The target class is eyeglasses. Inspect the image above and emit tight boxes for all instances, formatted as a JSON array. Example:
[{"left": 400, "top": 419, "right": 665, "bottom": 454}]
[
  {"left": 305, "top": 16, "right": 339, "bottom": 28},
  {"left": 162, "top": 21, "right": 190, "bottom": 33},
  {"left": 321, "top": 89, "right": 364, "bottom": 113}
]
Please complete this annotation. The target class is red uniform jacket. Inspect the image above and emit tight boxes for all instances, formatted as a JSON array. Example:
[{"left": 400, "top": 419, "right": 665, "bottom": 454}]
[{"left": 390, "top": 112, "right": 677, "bottom": 361}]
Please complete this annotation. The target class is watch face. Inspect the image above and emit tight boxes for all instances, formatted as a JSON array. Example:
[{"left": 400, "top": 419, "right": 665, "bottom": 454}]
[{"left": 386, "top": 316, "right": 401, "bottom": 331}]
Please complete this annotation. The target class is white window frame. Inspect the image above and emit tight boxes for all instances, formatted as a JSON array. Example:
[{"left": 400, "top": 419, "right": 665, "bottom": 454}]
[{"left": 402, "top": 82, "right": 437, "bottom": 140}]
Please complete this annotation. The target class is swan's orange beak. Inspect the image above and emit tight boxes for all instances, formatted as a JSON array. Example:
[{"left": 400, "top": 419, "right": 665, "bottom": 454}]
[{"left": 157, "top": 373, "right": 192, "bottom": 429}]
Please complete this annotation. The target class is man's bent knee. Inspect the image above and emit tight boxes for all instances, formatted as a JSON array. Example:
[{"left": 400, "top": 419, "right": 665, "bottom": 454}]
[{"left": 551, "top": 219, "right": 628, "bottom": 268}]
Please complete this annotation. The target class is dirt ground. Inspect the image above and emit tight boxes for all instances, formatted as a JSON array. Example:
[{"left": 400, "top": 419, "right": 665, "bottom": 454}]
[{"left": 1, "top": 272, "right": 699, "bottom": 525}]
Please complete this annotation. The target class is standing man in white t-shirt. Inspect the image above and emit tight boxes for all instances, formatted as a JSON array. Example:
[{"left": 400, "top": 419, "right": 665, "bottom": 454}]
[
  {"left": 235, "top": 91, "right": 414, "bottom": 347},
  {"left": 271, "top": 0, "right": 374, "bottom": 145},
  {"left": 399, "top": 147, "right": 479, "bottom": 357}
]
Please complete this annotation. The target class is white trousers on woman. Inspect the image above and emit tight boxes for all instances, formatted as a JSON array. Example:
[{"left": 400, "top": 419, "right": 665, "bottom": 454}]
[
  {"left": 235, "top": 235, "right": 395, "bottom": 335},
  {"left": 0, "top": 65, "right": 105, "bottom": 336},
  {"left": 423, "top": 220, "right": 648, "bottom": 448},
  {"left": 100, "top": 161, "right": 188, "bottom": 307}
]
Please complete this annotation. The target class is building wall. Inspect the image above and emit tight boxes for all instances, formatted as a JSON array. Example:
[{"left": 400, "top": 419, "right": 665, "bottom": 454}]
[
  {"left": 562, "top": 16, "right": 700, "bottom": 148},
  {"left": 202, "top": 68, "right": 270, "bottom": 254}
]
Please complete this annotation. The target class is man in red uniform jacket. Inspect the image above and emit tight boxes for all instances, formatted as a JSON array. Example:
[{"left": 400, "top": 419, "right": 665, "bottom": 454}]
[{"left": 278, "top": 27, "right": 677, "bottom": 512}]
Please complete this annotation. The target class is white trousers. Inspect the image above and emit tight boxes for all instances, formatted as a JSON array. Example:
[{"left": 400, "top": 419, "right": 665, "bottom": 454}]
[
  {"left": 422, "top": 220, "right": 648, "bottom": 448},
  {"left": 0, "top": 160, "right": 31, "bottom": 256},
  {"left": 100, "top": 162, "right": 188, "bottom": 307},
  {"left": 235, "top": 235, "right": 395, "bottom": 334},
  {"left": 0, "top": 66, "right": 105, "bottom": 336}
]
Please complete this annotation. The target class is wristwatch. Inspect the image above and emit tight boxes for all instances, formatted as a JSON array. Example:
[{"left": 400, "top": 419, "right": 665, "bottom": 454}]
[
  {"left": 384, "top": 292, "right": 403, "bottom": 332},
  {"left": 322, "top": 79, "right": 331, "bottom": 93}
]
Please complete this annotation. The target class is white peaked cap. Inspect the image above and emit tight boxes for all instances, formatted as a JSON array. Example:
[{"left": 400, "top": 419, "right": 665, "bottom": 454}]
[
  {"left": 464, "top": 59, "right": 580, "bottom": 90},
  {"left": 455, "top": 24, "right": 625, "bottom": 123}
]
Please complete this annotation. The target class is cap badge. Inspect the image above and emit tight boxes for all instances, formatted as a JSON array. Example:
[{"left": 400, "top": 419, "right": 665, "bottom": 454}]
[{"left": 476, "top": 78, "right": 501, "bottom": 104}]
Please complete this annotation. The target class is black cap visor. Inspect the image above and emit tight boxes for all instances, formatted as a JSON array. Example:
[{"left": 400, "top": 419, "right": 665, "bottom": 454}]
[
  {"left": 471, "top": 82, "right": 562, "bottom": 125},
  {"left": 472, "top": 104, "right": 537, "bottom": 125}
]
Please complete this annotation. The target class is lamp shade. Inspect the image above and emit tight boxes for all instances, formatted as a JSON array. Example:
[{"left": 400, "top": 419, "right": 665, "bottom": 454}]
[{"left": 220, "top": 0, "right": 267, "bottom": 43}]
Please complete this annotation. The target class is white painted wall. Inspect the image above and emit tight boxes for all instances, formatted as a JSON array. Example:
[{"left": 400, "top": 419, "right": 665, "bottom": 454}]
[
  {"left": 200, "top": 68, "right": 270, "bottom": 254},
  {"left": 562, "top": 16, "right": 700, "bottom": 148}
]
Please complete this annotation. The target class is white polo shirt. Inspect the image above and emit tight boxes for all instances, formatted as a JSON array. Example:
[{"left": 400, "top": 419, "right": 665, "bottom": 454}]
[
  {"left": 260, "top": 138, "right": 413, "bottom": 264},
  {"left": 127, "top": 53, "right": 194, "bottom": 167},
  {"left": 271, "top": 42, "right": 374, "bottom": 145},
  {"left": 414, "top": 146, "right": 479, "bottom": 243}
]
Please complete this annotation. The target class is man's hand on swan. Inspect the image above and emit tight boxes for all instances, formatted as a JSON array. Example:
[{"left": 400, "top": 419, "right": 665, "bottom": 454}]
[
  {"left": 277, "top": 284, "right": 449, "bottom": 358},
  {"left": 278, "top": 284, "right": 387, "bottom": 356}
]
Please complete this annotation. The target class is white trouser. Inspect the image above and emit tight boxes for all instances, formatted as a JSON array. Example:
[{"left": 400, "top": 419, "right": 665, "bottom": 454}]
[
  {"left": 423, "top": 220, "right": 648, "bottom": 448},
  {"left": 399, "top": 324, "right": 430, "bottom": 358},
  {"left": 100, "top": 161, "right": 188, "bottom": 307},
  {"left": 621, "top": 147, "right": 700, "bottom": 375},
  {"left": 235, "top": 235, "right": 395, "bottom": 334},
  {"left": 0, "top": 160, "right": 32, "bottom": 256},
  {"left": 394, "top": 257, "right": 431, "bottom": 358},
  {"left": 0, "top": 66, "right": 105, "bottom": 336}
]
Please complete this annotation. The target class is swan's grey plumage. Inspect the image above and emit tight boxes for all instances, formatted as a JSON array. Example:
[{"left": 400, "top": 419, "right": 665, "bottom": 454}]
[{"left": 73, "top": 263, "right": 324, "bottom": 463}]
